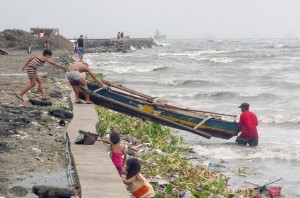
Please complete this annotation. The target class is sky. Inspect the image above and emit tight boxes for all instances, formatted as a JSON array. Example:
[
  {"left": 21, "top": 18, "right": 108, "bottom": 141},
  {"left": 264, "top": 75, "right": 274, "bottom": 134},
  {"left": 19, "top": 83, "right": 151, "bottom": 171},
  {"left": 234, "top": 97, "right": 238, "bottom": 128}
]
[{"left": 0, "top": 0, "right": 300, "bottom": 39}]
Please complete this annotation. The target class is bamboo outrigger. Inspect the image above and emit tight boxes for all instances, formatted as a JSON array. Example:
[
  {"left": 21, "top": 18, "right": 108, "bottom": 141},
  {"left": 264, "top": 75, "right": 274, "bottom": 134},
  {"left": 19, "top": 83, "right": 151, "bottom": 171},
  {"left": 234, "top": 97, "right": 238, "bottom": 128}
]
[{"left": 80, "top": 81, "right": 239, "bottom": 139}]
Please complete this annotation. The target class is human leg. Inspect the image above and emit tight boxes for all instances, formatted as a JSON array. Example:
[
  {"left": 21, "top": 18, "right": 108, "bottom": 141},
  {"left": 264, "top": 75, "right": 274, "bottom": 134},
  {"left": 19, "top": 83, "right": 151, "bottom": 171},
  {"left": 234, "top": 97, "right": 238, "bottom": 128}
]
[
  {"left": 235, "top": 136, "right": 248, "bottom": 145},
  {"left": 18, "top": 78, "right": 36, "bottom": 100},
  {"left": 36, "top": 74, "right": 46, "bottom": 99},
  {"left": 77, "top": 77, "right": 91, "bottom": 103},
  {"left": 248, "top": 140, "right": 258, "bottom": 147}
]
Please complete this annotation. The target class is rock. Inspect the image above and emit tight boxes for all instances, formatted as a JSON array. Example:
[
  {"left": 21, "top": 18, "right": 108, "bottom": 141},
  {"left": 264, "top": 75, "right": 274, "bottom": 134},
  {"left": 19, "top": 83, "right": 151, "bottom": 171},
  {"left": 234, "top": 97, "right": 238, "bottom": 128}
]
[
  {"left": 49, "top": 109, "right": 73, "bottom": 119},
  {"left": 31, "top": 147, "right": 42, "bottom": 153},
  {"left": 29, "top": 98, "right": 52, "bottom": 106},
  {"left": 55, "top": 133, "right": 65, "bottom": 143},
  {"left": 32, "top": 185, "right": 74, "bottom": 198},
  {"left": 183, "top": 191, "right": 193, "bottom": 198},
  {"left": 58, "top": 119, "right": 66, "bottom": 126},
  {"left": 149, "top": 178, "right": 169, "bottom": 186},
  {"left": 49, "top": 90, "right": 63, "bottom": 99},
  {"left": 0, "top": 48, "right": 9, "bottom": 55},
  {"left": 9, "top": 186, "right": 28, "bottom": 197}
]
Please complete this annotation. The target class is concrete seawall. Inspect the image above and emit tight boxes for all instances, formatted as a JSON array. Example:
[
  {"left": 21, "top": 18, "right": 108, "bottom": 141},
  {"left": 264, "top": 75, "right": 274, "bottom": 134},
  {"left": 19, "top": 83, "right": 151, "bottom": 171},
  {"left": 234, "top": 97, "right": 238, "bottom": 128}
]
[
  {"left": 67, "top": 92, "right": 130, "bottom": 198},
  {"left": 85, "top": 38, "right": 156, "bottom": 53}
]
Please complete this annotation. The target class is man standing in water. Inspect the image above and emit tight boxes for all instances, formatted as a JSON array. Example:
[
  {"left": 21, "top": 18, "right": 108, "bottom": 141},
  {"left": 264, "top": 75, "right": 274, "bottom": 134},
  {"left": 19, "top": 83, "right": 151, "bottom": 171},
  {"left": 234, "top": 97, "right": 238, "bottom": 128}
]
[
  {"left": 65, "top": 62, "right": 107, "bottom": 104},
  {"left": 236, "top": 103, "right": 259, "bottom": 146}
]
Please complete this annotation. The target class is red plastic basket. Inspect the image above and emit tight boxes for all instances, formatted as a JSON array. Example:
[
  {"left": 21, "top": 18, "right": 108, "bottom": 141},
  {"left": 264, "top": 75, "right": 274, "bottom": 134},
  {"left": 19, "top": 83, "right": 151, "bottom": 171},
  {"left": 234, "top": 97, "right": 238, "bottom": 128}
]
[{"left": 268, "top": 187, "right": 282, "bottom": 198}]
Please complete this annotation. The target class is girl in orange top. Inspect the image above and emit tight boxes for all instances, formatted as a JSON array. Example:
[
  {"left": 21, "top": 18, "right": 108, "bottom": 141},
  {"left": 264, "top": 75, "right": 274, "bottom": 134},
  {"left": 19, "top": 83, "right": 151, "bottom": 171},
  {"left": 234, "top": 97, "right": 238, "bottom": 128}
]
[{"left": 122, "top": 158, "right": 154, "bottom": 198}]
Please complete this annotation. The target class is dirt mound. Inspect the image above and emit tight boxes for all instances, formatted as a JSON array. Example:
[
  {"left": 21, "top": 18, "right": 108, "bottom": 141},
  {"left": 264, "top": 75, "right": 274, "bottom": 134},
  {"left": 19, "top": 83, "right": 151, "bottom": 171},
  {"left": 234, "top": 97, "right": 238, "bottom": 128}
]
[{"left": 0, "top": 29, "right": 73, "bottom": 51}]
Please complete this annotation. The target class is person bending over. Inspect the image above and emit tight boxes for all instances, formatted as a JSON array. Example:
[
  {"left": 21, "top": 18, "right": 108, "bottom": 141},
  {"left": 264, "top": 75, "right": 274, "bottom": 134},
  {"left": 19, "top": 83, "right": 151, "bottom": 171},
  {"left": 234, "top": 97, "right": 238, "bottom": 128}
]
[
  {"left": 65, "top": 62, "right": 106, "bottom": 104},
  {"left": 17, "top": 49, "right": 66, "bottom": 102},
  {"left": 236, "top": 103, "right": 259, "bottom": 146}
]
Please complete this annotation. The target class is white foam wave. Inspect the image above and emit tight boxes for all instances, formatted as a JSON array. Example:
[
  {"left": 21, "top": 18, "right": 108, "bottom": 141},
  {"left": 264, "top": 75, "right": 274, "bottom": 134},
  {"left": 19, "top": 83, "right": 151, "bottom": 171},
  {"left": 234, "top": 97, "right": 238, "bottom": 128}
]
[
  {"left": 159, "top": 79, "right": 190, "bottom": 86},
  {"left": 130, "top": 45, "right": 136, "bottom": 51},
  {"left": 158, "top": 49, "right": 239, "bottom": 57},
  {"left": 259, "top": 114, "right": 300, "bottom": 124},
  {"left": 209, "top": 57, "right": 236, "bottom": 63},
  {"left": 104, "top": 65, "right": 166, "bottom": 73},
  {"left": 155, "top": 41, "right": 171, "bottom": 46},
  {"left": 192, "top": 145, "right": 300, "bottom": 161}
]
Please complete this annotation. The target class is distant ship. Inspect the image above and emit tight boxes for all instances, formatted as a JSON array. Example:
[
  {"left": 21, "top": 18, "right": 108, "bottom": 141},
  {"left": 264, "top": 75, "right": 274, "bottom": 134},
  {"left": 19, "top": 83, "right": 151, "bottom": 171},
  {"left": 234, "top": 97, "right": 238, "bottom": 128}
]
[{"left": 153, "top": 30, "right": 166, "bottom": 40}]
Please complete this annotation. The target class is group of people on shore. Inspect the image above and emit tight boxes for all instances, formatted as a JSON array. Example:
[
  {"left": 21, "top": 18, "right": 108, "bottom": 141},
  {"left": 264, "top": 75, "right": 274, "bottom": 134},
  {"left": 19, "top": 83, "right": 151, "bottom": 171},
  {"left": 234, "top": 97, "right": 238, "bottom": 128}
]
[
  {"left": 16, "top": 48, "right": 155, "bottom": 197},
  {"left": 16, "top": 39, "right": 258, "bottom": 196},
  {"left": 117, "top": 31, "right": 124, "bottom": 40}
]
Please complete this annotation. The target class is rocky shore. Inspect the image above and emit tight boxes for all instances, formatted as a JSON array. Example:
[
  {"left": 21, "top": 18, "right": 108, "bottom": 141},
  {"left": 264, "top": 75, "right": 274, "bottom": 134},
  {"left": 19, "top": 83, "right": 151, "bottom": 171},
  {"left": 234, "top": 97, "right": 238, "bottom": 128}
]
[
  {"left": 85, "top": 38, "right": 156, "bottom": 53},
  {"left": 0, "top": 50, "right": 76, "bottom": 198}
]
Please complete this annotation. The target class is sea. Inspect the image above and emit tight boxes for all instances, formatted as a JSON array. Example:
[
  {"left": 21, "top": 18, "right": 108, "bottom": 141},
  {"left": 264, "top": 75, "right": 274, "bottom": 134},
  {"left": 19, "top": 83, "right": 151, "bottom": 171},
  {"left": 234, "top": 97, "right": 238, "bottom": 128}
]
[{"left": 85, "top": 39, "right": 300, "bottom": 197}]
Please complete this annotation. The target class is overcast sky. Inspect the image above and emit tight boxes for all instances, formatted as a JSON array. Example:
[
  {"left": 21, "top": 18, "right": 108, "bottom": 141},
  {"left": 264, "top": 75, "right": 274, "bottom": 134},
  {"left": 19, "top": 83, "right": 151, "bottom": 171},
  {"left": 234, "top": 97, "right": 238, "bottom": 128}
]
[{"left": 1, "top": 0, "right": 299, "bottom": 39}]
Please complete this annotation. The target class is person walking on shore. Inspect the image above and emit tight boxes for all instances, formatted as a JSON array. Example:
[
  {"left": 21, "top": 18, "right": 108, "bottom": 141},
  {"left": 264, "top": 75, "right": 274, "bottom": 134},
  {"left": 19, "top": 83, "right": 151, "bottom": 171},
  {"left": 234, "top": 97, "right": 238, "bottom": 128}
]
[
  {"left": 122, "top": 158, "right": 154, "bottom": 198},
  {"left": 98, "top": 132, "right": 127, "bottom": 176},
  {"left": 44, "top": 40, "right": 49, "bottom": 49},
  {"left": 236, "top": 103, "right": 259, "bottom": 146},
  {"left": 17, "top": 49, "right": 66, "bottom": 102},
  {"left": 77, "top": 35, "right": 85, "bottom": 62},
  {"left": 27, "top": 43, "right": 32, "bottom": 54},
  {"left": 117, "top": 32, "right": 121, "bottom": 40},
  {"left": 65, "top": 62, "right": 107, "bottom": 104}
]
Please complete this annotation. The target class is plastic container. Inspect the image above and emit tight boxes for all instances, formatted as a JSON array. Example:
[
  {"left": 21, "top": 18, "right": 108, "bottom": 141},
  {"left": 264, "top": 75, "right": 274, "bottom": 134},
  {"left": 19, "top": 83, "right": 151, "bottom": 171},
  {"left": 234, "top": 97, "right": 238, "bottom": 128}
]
[{"left": 268, "top": 186, "right": 282, "bottom": 198}]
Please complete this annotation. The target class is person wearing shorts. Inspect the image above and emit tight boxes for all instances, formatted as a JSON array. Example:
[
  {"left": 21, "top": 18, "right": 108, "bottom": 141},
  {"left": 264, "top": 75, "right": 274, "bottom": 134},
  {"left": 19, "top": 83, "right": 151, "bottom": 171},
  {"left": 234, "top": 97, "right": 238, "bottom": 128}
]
[
  {"left": 65, "top": 62, "right": 107, "bottom": 104},
  {"left": 77, "top": 35, "right": 85, "bottom": 62}
]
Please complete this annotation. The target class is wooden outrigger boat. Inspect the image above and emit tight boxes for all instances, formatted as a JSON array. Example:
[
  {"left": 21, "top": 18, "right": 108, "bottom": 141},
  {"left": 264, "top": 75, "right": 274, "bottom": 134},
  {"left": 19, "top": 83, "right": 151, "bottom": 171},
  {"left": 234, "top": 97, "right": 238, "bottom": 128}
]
[{"left": 80, "top": 81, "right": 239, "bottom": 140}]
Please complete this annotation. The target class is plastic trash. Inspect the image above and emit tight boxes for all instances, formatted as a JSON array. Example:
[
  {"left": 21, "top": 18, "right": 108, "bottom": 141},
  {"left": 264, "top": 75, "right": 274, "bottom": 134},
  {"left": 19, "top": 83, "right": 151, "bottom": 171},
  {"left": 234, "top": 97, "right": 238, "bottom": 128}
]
[{"left": 268, "top": 186, "right": 282, "bottom": 198}]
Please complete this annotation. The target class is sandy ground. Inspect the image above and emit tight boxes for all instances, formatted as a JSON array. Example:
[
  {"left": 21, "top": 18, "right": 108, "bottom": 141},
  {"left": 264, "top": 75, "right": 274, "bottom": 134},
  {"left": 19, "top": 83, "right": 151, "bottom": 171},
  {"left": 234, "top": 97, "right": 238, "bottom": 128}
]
[{"left": 0, "top": 50, "right": 75, "bottom": 198}]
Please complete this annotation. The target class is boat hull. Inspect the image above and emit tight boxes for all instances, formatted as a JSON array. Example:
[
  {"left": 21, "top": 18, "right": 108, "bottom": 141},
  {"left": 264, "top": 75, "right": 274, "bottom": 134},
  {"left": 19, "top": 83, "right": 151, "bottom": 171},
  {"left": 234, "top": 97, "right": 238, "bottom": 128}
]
[{"left": 80, "top": 83, "right": 238, "bottom": 139}]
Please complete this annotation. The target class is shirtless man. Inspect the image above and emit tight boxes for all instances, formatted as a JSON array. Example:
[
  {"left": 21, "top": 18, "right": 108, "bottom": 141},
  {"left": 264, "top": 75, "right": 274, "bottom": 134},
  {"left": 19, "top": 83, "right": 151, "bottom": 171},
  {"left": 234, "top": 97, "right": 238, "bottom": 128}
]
[{"left": 65, "top": 62, "right": 107, "bottom": 104}]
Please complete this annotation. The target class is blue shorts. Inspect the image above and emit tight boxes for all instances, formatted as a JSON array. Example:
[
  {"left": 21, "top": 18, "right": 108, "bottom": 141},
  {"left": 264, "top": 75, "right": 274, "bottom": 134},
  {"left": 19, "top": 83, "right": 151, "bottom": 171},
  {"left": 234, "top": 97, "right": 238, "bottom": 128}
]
[{"left": 77, "top": 47, "right": 84, "bottom": 56}]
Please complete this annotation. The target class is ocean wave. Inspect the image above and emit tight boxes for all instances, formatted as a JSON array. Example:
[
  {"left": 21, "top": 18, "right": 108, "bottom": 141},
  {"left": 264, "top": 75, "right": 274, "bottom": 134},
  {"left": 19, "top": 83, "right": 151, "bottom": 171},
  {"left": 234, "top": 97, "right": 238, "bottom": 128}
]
[
  {"left": 103, "top": 65, "right": 167, "bottom": 73},
  {"left": 265, "top": 43, "right": 290, "bottom": 49},
  {"left": 192, "top": 145, "right": 300, "bottom": 161},
  {"left": 156, "top": 91, "right": 277, "bottom": 100},
  {"left": 158, "top": 79, "right": 214, "bottom": 86},
  {"left": 259, "top": 114, "right": 300, "bottom": 124},
  {"left": 208, "top": 57, "right": 236, "bottom": 63},
  {"left": 152, "top": 65, "right": 167, "bottom": 71},
  {"left": 130, "top": 45, "right": 136, "bottom": 51},
  {"left": 158, "top": 49, "right": 240, "bottom": 57}
]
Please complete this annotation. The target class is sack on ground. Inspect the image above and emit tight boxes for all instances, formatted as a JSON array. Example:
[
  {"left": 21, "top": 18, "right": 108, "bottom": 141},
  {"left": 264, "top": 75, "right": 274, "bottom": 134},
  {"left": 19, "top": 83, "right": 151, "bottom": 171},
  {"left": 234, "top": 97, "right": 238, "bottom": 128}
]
[
  {"left": 75, "top": 133, "right": 84, "bottom": 144},
  {"left": 76, "top": 130, "right": 99, "bottom": 145}
]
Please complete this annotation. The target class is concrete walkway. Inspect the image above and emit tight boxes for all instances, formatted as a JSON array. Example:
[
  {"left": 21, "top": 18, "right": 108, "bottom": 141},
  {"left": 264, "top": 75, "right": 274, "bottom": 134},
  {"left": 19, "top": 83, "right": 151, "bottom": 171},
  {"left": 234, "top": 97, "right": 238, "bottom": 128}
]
[{"left": 67, "top": 93, "right": 130, "bottom": 198}]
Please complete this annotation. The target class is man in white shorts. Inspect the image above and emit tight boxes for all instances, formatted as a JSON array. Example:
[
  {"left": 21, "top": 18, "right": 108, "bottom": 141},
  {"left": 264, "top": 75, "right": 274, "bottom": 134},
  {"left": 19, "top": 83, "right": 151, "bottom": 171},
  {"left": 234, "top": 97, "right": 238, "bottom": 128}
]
[{"left": 65, "top": 62, "right": 107, "bottom": 104}]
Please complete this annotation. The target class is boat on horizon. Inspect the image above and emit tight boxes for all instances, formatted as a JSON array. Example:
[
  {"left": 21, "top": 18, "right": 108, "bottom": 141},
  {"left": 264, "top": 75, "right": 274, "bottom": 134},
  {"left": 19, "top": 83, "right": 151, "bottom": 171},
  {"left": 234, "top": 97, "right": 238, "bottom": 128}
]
[{"left": 80, "top": 81, "right": 239, "bottom": 140}]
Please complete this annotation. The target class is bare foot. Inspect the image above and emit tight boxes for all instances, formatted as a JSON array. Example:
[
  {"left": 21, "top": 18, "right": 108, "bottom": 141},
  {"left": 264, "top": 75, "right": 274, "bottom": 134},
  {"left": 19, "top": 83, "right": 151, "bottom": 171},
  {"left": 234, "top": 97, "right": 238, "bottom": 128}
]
[
  {"left": 75, "top": 101, "right": 83, "bottom": 104},
  {"left": 86, "top": 100, "right": 93, "bottom": 104}
]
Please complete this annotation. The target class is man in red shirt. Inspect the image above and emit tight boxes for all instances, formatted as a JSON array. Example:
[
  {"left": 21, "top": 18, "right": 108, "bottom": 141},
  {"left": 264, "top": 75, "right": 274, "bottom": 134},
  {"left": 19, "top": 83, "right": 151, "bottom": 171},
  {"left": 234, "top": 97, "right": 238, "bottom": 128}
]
[{"left": 236, "top": 103, "right": 259, "bottom": 146}]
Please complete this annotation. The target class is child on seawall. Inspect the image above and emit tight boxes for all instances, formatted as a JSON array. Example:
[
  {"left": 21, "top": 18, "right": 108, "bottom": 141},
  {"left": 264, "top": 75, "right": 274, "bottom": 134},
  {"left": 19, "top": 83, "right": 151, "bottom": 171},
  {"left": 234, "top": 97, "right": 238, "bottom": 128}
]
[
  {"left": 98, "top": 132, "right": 127, "bottom": 176},
  {"left": 122, "top": 158, "right": 154, "bottom": 198}
]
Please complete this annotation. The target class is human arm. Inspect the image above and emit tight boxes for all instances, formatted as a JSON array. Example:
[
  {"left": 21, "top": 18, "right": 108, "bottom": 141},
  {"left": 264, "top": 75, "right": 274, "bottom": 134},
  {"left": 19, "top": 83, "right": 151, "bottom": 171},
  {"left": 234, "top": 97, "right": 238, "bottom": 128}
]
[
  {"left": 237, "top": 114, "right": 244, "bottom": 132},
  {"left": 122, "top": 175, "right": 137, "bottom": 185},
  {"left": 97, "top": 138, "right": 112, "bottom": 145},
  {"left": 86, "top": 68, "right": 107, "bottom": 89},
  {"left": 122, "top": 146, "right": 127, "bottom": 166},
  {"left": 46, "top": 58, "right": 66, "bottom": 71}
]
